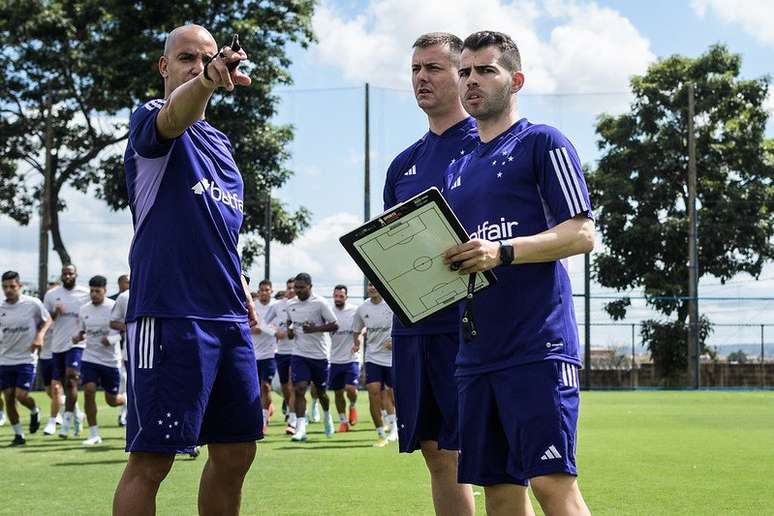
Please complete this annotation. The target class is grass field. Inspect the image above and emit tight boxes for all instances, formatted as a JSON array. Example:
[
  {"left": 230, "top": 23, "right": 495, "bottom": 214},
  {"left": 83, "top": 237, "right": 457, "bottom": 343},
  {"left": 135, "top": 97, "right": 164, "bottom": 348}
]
[{"left": 1, "top": 391, "right": 773, "bottom": 515}]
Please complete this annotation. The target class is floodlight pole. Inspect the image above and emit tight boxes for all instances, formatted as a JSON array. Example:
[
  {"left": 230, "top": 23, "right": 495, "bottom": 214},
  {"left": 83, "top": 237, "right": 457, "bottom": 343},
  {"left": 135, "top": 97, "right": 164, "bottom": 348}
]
[
  {"left": 363, "top": 82, "right": 371, "bottom": 299},
  {"left": 687, "top": 84, "right": 700, "bottom": 389},
  {"left": 264, "top": 188, "right": 272, "bottom": 281}
]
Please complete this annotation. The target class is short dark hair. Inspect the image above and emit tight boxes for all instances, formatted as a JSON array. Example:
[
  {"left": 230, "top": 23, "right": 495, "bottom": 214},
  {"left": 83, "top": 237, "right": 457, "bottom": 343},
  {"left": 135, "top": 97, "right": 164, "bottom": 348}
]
[
  {"left": 274, "top": 290, "right": 286, "bottom": 300},
  {"left": 294, "top": 272, "right": 312, "bottom": 285},
  {"left": 259, "top": 279, "right": 272, "bottom": 288},
  {"left": 118, "top": 274, "right": 129, "bottom": 283},
  {"left": 462, "top": 31, "right": 521, "bottom": 71},
  {"left": 2, "top": 271, "right": 20, "bottom": 282},
  {"left": 89, "top": 275, "right": 107, "bottom": 288},
  {"left": 286, "top": 277, "right": 295, "bottom": 285},
  {"left": 413, "top": 32, "right": 463, "bottom": 66},
  {"left": 333, "top": 284, "right": 348, "bottom": 294}
]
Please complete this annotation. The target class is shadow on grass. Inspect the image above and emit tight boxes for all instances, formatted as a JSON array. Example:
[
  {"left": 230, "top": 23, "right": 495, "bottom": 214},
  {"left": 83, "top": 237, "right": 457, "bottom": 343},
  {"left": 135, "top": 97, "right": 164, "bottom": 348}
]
[
  {"left": 274, "top": 443, "right": 378, "bottom": 450},
  {"left": 19, "top": 445, "right": 123, "bottom": 453},
  {"left": 25, "top": 436, "right": 125, "bottom": 445},
  {"left": 51, "top": 459, "right": 128, "bottom": 467}
]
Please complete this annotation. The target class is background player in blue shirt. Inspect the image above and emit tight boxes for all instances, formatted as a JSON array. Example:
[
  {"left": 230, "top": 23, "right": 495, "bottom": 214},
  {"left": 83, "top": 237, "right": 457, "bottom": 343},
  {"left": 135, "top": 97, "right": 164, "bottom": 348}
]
[
  {"left": 443, "top": 32, "right": 594, "bottom": 516},
  {"left": 383, "top": 32, "right": 478, "bottom": 516},
  {"left": 113, "top": 24, "right": 261, "bottom": 516}
]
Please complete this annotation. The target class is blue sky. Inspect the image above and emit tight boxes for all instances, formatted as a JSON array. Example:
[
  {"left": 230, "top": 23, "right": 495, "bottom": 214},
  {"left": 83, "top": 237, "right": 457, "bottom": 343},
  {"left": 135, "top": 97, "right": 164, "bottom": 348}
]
[{"left": 2, "top": 0, "right": 774, "bottom": 353}]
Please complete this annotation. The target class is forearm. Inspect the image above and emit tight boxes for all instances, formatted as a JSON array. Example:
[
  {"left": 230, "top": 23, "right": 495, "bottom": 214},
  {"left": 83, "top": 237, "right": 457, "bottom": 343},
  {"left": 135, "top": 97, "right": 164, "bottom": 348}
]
[
  {"left": 156, "top": 75, "right": 217, "bottom": 140},
  {"left": 510, "top": 216, "right": 594, "bottom": 264},
  {"left": 34, "top": 320, "right": 51, "bottom": 344},
  {"left": 306, "top": 322, "right": 338, "bottom": 333}
]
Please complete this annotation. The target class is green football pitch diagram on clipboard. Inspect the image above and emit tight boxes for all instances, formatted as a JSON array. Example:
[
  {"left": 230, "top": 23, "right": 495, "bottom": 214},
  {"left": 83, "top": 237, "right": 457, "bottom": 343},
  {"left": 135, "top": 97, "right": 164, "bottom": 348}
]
[{"left": 340, "top": 188, "right": 496, "bottom": 326}]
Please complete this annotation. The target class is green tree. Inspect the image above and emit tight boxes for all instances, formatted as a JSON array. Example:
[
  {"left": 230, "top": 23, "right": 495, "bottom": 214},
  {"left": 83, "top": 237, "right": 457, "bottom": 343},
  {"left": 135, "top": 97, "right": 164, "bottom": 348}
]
[
  {"left": 0, "top": 0, "right": 313, "bottom": 271},
  {"left": 727, "top": 350, "right": 748, "bottom": 364},
  {"left": 588, "top": 45, "right": 774, "bottom": 385}
]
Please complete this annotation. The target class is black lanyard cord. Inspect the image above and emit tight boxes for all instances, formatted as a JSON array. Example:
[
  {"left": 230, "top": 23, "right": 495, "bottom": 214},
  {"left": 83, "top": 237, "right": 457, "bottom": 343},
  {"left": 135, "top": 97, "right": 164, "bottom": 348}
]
[{"left": 461, "top": 273, "right": 478, "bottom": 342}]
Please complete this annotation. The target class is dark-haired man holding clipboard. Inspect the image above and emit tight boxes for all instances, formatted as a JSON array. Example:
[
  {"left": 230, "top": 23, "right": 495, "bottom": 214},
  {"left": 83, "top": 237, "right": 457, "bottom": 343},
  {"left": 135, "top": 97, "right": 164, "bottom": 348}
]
[{"left": 443, "top": 31, "right": 594, "bottom": 516}]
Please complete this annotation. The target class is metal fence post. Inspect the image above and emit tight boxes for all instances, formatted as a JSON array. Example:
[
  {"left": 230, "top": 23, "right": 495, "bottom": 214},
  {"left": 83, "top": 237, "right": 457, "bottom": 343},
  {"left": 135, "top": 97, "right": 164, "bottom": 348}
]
[{"left": 762, "top": 324, "right": 765, "bottom": 389}]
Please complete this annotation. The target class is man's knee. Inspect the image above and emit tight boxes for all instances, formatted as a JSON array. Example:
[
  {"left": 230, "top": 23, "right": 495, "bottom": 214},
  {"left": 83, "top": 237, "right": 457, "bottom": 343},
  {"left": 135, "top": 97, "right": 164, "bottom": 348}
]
[
  {"left": 15, "top": 389, "right": 32, "bottom": 404},
  {"left": 316, "top": 388, "right": 329, "bottom": 402},
  {"left": 105, "top": 393, "right": 123, "bottom": 406},
  {"left": 530, "top": 473, "right": 584, "bottom": 510},
  {"left": 208, "top": 442, "right": 256, "bottom": 478},
  {"left": 484, "top": 484, "right": 529, "bottom": 514},
  {"left": 84, "top": 384, "right": 97, "bottom": 396},
  {"left": 293, "top": 383, "right": 307, "bottom": 396},
  {"left": 127, "top": 452, "right": 175, "bottom": 485},
  {"left": 420, "top": 443, "right": 458, "bottom": 476},
  {"left": 65, "top": 368, "right": 80, "bottom": 383},
  {"left": 366, "top": 383, "right": 381, "bottom": 396}
]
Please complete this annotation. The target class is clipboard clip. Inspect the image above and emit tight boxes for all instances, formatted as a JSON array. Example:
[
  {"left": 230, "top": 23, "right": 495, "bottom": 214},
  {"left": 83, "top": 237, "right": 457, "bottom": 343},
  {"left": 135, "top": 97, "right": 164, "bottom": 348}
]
[{"left": 461, "top": 273, "right": 478, "bottom": 342}]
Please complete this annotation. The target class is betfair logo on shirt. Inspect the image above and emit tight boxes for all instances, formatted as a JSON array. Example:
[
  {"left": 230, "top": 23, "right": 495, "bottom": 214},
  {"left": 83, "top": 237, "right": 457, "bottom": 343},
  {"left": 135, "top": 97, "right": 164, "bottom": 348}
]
[
  {"left": 191, "top": 178, "right": 244, "bottom": 213},
  {"left": 469, "top": 217, "right": 519, "bottom": 241}
]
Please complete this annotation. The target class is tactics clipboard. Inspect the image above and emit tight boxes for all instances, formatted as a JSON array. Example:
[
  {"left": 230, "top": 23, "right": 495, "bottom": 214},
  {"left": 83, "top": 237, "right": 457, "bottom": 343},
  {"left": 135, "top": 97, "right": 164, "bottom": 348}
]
[{"left": 339, "top": 187, "right": 496, "bottom": 326}]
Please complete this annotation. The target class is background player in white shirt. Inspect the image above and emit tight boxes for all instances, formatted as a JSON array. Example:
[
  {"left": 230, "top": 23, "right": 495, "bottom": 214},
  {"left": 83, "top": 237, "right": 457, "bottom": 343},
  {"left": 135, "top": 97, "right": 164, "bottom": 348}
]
[
  {"left": 251, "top": 279, "right": 277, "bottom": 433},
  {"left": 109, "top": 287, "right": 130, "bottom": 427},
  {"left": 39, "top": 281, "right": 65, "bottom": 435},
  {"left": 0, "top": 271, "right": 51, "bottom": 445},
  {"left": 74, "top": 276, "right": 126, "bottom": 445},
  {"left": 328, "top": 285, "right": 359, "bottom": 432},
  {"left": 43, "top": 265, "right": 90, "bottom": 438},
  {"left": 352, "top": 282, "right": 398, "bottom": 447},
  {"left": 266, "top": 277, "right": 298, "bottom": 434},
  {"left": 287, "top": 273, "right": 338, "bottom": 441}
]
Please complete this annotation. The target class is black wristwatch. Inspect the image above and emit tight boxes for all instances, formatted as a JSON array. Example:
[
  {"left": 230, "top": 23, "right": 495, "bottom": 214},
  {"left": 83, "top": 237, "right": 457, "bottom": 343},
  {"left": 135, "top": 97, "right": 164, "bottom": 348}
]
[{"left": 499, "top": 241, "right": 514, "bottom": 265}]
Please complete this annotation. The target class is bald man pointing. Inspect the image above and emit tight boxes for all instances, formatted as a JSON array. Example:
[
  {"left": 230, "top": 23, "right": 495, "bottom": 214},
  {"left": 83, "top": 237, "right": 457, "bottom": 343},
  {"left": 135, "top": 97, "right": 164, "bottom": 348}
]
[{"left": 114, "top": 24, "right": 261, "bottom": 516}]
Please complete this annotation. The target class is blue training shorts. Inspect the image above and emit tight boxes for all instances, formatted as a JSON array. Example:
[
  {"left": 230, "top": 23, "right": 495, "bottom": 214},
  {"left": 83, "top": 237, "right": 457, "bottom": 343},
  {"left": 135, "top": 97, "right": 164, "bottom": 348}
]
[
  {"left": 457, "top": 360, "right": 580, "bottom": 486},
  {"left": 365, "top": 362, "right": 392, "bottom": 388},
  {"left": 81, "top": 361, "right": 121, "bottom": 395},
  {"left": 256, "top": 358, "right": 277, "bottom": 384},
  {"left": 52, "top": 347, "right": 84, "bottom": 380},
  {"left": 37, "top": 358, "right": 55, "bottom": 387},
  {"left": 275, "top": 353, "right": 293, "bottom": 385},
  {"left": 392, "top": 333, "right": 460, "bottom": 453},
  {"left": 0, "top": 364, "right": 35, "bottom": 391},
  {"left": 290, "top": 355, "right": 328, "bottom": 388},
  {"left": 125, "top": 317, "right": 262, "bottom": 454},
  {"left": 328, "top": 362, "right": 360, "bottom": 390}
]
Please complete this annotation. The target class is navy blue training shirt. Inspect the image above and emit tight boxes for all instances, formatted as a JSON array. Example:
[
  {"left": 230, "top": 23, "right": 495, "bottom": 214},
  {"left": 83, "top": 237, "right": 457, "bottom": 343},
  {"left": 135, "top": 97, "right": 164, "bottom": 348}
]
[
  {"left": 383, "top": 116, "right": 479, "bottom": 336},
  {"left": 444, "top": 119, "right": 593, "bottom": 375},
  {"left": 124, "top": 99, "right": 248, "bottom": 323}
]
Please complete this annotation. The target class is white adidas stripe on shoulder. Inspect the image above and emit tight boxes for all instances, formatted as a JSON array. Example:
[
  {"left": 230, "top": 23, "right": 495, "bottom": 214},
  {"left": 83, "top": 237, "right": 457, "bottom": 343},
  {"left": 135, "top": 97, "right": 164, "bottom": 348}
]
[
  {"left": 548, "top": 147, "right": 587, "bottom": 217},
  {"left": 143, "top": 99, "right": 166, "bottom": 111}
]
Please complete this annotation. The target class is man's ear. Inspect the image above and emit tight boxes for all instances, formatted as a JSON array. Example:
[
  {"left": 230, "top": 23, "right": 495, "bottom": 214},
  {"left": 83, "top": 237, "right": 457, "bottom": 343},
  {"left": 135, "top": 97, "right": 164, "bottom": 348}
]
[
  {"left": 511, "top": 70, "right": 525, "bottom": 94},
  {"left": 159, "top": 55, "right": 168, "bottom": 78}
]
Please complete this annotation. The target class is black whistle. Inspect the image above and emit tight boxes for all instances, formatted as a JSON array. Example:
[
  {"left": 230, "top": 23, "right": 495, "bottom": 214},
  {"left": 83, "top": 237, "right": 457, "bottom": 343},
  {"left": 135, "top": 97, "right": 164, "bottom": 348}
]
[{"left": 227, "top": 34, "right": 241, "bottom": 71}]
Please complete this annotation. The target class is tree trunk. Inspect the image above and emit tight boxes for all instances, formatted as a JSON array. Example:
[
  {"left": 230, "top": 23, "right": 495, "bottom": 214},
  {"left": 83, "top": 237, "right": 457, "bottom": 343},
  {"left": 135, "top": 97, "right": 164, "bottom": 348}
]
[{"left": 49, "top": 183, "right": 71, "bottom": 267}]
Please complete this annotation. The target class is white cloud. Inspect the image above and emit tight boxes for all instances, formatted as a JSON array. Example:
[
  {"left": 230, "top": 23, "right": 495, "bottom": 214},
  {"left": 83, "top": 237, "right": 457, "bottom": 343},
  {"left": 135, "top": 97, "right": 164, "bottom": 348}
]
[
  {"left": 246, "top": 212, "right": 364, "bottom": 293},
  {"left": 312, "top": 0, "right": 654, "bottom": 94},
  {"left": 692, "top": 0, "right": 774, "bottom": 45}
]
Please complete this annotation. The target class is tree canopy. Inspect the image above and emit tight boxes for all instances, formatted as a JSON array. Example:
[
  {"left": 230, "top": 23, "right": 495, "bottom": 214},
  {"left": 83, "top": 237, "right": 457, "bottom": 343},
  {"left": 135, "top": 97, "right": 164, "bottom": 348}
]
[
  {"left": 0, "top": 0, "right": 314, "bottom": 268},
  {"left": 587, "top": 44, "right": 774, "bottom": 382}
]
